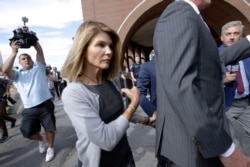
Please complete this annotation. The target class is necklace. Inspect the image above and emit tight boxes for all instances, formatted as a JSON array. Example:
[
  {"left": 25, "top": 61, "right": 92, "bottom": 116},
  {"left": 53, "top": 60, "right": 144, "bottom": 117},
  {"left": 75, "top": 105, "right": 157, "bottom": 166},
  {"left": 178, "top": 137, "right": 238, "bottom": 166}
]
[{"left": 82, "top": 73, "right": 99, "bottom": 84}]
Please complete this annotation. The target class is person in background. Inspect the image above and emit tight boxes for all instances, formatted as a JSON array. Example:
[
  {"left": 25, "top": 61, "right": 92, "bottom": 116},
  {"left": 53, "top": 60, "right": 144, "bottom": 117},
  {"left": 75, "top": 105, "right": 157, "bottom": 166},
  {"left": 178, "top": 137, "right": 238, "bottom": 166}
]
[
  {"left": 59, "top": 79, "right": 67, "bottom": 94},
  {"left": 52, "top": 67, "right": 61, "bottom": 99},
  {"left": 2, "top": 40, "right": 56, "bottom": 162},
  {"left": 219, "top": 20, "right": 250, "bottom": 156},
  {"left": 137, "top": 58, "right": 157, "bottom": 127},
  {"left": 0, "top": 118, "right": 8, "bottom": 143},
  {"left": 61, "top": 21, "right": 139, "bottom": 167},
  {"left": 153, "top": 0, "right": 250, "bottom": 166},
  {"left": 0, "top": 73, "right": 16, "bottom": 143},
  {"left": 46, "top": 67, "right": 56, "bottom": 101},
  {"left": 130, "top": 56, "right": 141, "bottom": 86},
  {"left": 46, "top": 65, "right": 52, "bottom": 74}
]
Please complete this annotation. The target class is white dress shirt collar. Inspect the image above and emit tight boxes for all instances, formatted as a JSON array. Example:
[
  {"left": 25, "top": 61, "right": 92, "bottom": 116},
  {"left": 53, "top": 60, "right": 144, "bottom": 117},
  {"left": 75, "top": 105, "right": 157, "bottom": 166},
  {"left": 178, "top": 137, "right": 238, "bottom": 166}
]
[{"left": 176, "top": 0, "right": 200, "bottom": 14}]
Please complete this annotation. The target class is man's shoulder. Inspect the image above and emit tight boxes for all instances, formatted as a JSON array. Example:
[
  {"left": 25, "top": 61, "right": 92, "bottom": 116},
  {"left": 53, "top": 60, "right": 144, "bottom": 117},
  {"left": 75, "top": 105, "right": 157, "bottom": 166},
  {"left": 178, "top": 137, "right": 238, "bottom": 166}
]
[{"left": 167, "top": 0, "right": 195, "bottom": 14}]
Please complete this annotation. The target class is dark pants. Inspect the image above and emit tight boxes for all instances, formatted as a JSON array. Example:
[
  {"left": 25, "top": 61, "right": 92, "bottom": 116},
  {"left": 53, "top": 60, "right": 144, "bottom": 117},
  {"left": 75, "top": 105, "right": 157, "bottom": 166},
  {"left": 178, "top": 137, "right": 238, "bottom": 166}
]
[
  {"left": 0, "top": 117, "right": 8, "bottom": 137},
  {"left": 1, "top": 115, "right": 16, "bottom": 123},
  {"left": 54, "top": 81, "right": 60, "bottom": 98},
  {"left": 20, "top": 100, "right": 55, "bottom": 138},
  {"left": 0, "top": 101, "right": 11, "bottom": 137}
]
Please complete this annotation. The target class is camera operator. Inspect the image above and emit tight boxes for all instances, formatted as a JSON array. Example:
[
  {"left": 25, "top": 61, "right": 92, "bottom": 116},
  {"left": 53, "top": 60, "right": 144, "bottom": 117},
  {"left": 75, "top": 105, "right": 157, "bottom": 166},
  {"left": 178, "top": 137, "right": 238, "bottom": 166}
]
[{"left": 2, "top": 40, "right": 56, "bottom": 162}]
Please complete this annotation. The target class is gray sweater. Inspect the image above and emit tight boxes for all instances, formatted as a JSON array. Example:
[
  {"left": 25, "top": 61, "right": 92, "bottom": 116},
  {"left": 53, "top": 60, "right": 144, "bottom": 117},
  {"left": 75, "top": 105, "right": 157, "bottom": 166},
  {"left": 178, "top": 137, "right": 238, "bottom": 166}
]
[{"left": 62, "top": 81, "right": 129, "bottom": 167}]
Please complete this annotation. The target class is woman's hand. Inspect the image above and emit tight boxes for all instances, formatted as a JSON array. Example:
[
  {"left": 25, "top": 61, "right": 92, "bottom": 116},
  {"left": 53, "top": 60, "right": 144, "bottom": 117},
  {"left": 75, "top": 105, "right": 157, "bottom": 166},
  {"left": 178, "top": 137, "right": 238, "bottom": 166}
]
[
  {"left": 121, "top": 86, "right": 140, "bottom": 108},
  {"left": 121, "top": 86, "right": 140, "bottom": 120}
]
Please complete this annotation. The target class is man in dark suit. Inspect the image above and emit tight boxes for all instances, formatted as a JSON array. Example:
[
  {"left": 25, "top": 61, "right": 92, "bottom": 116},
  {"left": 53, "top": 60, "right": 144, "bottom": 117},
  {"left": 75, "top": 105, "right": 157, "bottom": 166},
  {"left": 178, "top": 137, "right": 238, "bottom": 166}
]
[
  {"left": 137, "top": 59, "right": 157, "bottom": 125},
  {"left": 153, "top": 0, "right": 250, "bottom": 166},
  {"left": 219, "top": 20, "right": 250, "bottom": 156},
  {"left": 130, "top": 56, "right": 141, "bottom": 86},
  {"left": 52, "top": 66, "right": 61, "bottom": 99}
]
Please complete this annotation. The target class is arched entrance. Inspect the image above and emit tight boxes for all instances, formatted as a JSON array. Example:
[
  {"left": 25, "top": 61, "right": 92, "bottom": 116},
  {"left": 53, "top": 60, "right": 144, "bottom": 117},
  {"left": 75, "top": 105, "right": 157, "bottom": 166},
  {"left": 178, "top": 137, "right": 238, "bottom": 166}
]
[
  {"left": 119, "top": 0, "right": 250, "bottom": 61},
  {"left": 81, "top": 0, "right": 250, "bottom": 66}
]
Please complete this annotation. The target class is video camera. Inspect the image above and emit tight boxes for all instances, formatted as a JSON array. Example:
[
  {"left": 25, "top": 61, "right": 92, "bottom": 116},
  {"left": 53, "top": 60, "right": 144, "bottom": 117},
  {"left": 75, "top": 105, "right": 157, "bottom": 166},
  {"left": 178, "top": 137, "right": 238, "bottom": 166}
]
[
  {"left": 3, "top": 95, "right": 16, "bottom": 105},
  {"left": 9, "top": 17, "right": 38, "bottom": 48}
]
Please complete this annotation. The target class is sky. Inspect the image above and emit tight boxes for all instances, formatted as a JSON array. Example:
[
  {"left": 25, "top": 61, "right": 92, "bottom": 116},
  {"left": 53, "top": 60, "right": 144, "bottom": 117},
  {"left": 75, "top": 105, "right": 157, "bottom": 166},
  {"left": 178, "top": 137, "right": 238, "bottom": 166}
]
[{"left": 0, "top": 0, "right": 83, "bottom": 70}]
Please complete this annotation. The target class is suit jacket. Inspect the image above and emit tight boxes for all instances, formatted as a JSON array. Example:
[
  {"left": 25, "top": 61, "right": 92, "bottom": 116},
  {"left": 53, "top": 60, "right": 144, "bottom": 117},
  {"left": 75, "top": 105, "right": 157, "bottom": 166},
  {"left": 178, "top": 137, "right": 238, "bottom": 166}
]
[
  {"left": 219, "top": 44, "right": 250, "bottom": 111},
  {"left": 153, "top": 1, "right": 250, "bottom": 166},
  {"left": 52, "top": 71, "right": 61, "bottom": 82},
  {"left": 137, "top": 59, "right": 157, "bottom": 116},
  {"left": 219, "top": 44, "right": 237, "bottom": 111}
]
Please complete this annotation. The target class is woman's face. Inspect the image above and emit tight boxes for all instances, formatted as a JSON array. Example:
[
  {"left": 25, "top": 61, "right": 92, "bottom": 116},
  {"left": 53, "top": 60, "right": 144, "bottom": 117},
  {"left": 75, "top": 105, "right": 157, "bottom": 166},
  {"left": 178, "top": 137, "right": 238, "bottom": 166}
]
[{"left": 85, "top": 32, "right": 113, "bottom": 71}]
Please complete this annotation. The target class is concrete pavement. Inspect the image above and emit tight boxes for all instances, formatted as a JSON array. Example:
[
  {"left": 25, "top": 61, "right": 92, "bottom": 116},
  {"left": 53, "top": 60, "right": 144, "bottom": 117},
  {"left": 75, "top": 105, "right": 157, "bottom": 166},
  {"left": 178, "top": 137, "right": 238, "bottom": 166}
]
[{"left": 0, "top": 99, "right": 157, "bottom": 167}]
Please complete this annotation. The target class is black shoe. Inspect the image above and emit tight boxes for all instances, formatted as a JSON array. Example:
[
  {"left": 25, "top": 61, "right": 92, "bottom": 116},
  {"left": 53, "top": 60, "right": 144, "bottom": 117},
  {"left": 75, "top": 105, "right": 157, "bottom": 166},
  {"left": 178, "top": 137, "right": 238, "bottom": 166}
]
[
  {"left": 0, "top": 136, "right": 9, "bottom": 143},
  {"left": 11, "top": 119, "right": 16, "bottom": 128}
]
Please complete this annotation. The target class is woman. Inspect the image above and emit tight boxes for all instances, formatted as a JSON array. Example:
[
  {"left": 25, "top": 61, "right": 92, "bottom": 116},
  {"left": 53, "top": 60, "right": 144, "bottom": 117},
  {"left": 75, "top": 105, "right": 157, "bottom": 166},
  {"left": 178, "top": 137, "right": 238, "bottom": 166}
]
[{"left": 61, "top": 21, "right": 139, "bottom": 167}]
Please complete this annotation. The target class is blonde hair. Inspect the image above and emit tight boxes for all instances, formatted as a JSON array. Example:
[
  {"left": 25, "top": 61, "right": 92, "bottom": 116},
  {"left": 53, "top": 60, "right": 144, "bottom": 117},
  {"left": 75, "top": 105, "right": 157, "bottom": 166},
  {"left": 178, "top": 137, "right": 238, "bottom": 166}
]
[{"left": 61, "top": 21, "right": 121, "bottom": 81}]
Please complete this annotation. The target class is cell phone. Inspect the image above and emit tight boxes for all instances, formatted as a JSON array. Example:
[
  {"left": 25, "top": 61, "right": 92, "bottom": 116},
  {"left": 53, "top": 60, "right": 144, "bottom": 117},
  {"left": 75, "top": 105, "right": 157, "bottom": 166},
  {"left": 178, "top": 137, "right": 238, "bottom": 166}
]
[
  {"left": 125, "top": 78, "right": 133, "bottom": 89},
  {"left": 7, "top": 97, "right": 16, "bottom": 105}
]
